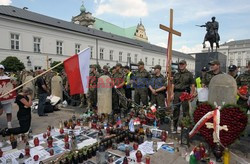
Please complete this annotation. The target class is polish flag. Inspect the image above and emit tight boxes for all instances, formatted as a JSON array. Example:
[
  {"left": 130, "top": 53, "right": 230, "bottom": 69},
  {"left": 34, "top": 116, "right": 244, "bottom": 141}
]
[{"left": 64, "top": 48, "right": 90, "bottom": 95}]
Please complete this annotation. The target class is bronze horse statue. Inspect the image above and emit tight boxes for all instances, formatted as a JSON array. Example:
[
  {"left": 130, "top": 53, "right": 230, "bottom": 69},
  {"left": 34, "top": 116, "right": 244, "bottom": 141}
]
[{"left": 200, "top": 20, "right": 220, "bottom": 52}]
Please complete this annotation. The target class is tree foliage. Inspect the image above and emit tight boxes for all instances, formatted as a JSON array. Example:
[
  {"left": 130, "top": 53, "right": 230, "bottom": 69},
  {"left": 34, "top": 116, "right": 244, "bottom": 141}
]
[
  {"left": 0, "top": 56, "right": 25, "bottom": 72},
  {"left": 51, "top": 61, "right": 64, "bottom": 73}
]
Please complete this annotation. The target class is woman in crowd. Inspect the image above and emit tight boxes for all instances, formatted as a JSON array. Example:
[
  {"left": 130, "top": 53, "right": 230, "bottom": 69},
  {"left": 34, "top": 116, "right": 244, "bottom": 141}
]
[{"left": 0, "top": 87, "right": 33, "bottom": 136}]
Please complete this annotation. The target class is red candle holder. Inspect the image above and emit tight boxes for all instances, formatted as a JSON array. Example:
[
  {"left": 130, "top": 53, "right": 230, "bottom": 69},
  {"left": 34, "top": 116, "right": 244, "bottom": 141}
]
[
  {"left": 43, "top": 133, "right": 47, "bottom": 139},
  {"left": 33, "top": 155, "right": 39, "bottom": 161},
  {"left": 64, "top": 134, "right": 69, "bottom": 142},
  {"left": 91, "top": 123, "right": 97, "bottom": 129},
  {"left": 47, "top": 131, "right": 51, "bottom": 137},
  {"left": 161, "top": 130, "right": 167, "bottom": 142},
  {"left": 47, "top": 125, "right": 51, "bottom": 132},
  {"left": 0, "top": 149, "right": 3, "bottom": 157},
  {"left": 65, "top": 142, "right": 70, "bottom": 149},
  {"left": 33, "top": 137, "right": 39, "bottom": 147},
  {"left": 146, "top": 155, "right": 150, "bottom": 164},
  {"left": 49, "top": 149, "right": 54, "bottom": 156},
  {"left": 59, "top": 128, "right": 64, "bottom": 134},
  {"left": 25, "top": 143, "right": 30, "bottom": 156},
  {"left": 47, "top": 136, "right": 53, "bottom": 148},
  {"left": 77, "top": 119, "right": 81, "bottom": 126},
  {"left": 136, "top": 150, "right": 142, "bottom": 162},
  {"left": 133, "top": 142, "right": 139, "bottom": 150}
]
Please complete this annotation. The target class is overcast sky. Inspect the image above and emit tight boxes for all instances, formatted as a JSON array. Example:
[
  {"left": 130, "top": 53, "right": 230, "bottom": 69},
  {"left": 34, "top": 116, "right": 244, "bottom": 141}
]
[{"left": 1, "top": 0, "right": 250, "bottom": 53}]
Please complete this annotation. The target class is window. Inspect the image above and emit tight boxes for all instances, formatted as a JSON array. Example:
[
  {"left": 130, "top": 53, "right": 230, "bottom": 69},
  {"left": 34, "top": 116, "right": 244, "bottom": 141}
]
[
  {"left": 75, "top": 44, "right": 81, "bottom": 54},
  {"left": 158, "top": 59, "right": 160, "bottom": 65},
  {"left": 246, "top": 60, "right": 250, "bottom": 66},
  {"left": 134, "top": 54, "right": 138, "bottom": 64},
  {"left": 34, "top": 66, "right": 42, "bottom": 70},
  {"left": 10, "top": 33, "right": 20, "bottom": 50},
  {"left": 109, "top": 50, "right": 114, "bottom": 61},
  {"left": 237, "top": 60, "right": 241, "bottom": 67},
  {"left": 88, "top": 46, "right": 93, "bottom": 58},
  {"left": 230, "top": 60, "right": 234, "bottom": 65},
  {"left": 33, "top": 37, "right": 41, "bottom": 53},
  {"left": 145, "top": 57, "right": 148, "bottom": 65},
  {"left": 56, "top": 41, "right": 63, "bottom": 55},
  {"left": 127, "top": 53, "right": 131, "bottom": 63},
  {"left": 163, "top": 59, "right": 165, "bottom": 66},
  {"left": 100, "top": 48, "right": 104, "bottom": 59},
  {"left": 119, "top": 52, "right": 122, "bottom": 62},
  {"left": 152, "top": 58, "right": 154, "bottom": 66}
]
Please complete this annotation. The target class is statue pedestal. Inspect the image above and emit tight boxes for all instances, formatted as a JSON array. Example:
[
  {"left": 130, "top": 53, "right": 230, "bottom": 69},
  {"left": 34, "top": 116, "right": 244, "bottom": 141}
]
[{"left": 194, "top": 52, "right": 227, "bottom": 77}]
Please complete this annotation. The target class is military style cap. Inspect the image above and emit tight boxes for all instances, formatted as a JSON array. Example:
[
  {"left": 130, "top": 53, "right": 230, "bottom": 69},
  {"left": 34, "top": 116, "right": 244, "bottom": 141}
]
[
  {"left": 201, "top": 66, "right": 208, "bottom": 72},
  {"left": 153, "top": 65, "right": 161, "bottom": 70},
  {"left": 123, "top": 65, "right": 130, "bottom": 70},
  {"left": 178, "top": 60, "right": 187, "bottom": 64},
  {"left": 228, "top": 65, "right": 237, "bottom": 71},
  {"left": 90, "top": 64, "right": 96, "bottom": 68},
  {"left": 138, "top": 61, "right": 144, "bottom": 65},
  {"left": 116, "top": 63, "right": 122, "bottom": 67},
  {"left": 209, "top": 60, "right": 220, "bottom": 65},
  {"left": 103, "top": 65, "right": 109, "bottom": 70}
]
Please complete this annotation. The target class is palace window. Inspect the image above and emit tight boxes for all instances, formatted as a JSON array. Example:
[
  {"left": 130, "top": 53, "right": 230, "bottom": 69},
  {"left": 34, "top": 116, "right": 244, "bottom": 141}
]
[
  {"left": 237, "top": 59, "right": 241, "bottom": 67},
  {"left": 10, "top": 33, "right": 20, "bottom": 50},
  {"left": 88, "top": 46, "right": 93, "bottom": 58},
  {"left": 127, "top": 53, "right": 131, "bottom": 63},
  {"left": 33, "top": 37, "right": 41, "bottom": 53},
  {"left": 34, "top": 66, "right": 42, "bottom": 70},
  {"left": 75, "top": 44, "right": 81, "bottom": 54},
  {"left": 100, "top": 48, "right": 104, "bottom": 59},
  {"left": 119, "top": 51, "right": 122, "bottom": 62},
  {"left": 56, "top": 41, "right": 63, "bottom": 55},
  {"left": 158, "top": 59, "right": 161, "bottom": 65},
  {"left": 109, "top": 50, "right": 114, "bottom": 61},
  {"left": 134, "top": 54, "right": 138, "bottom": 64},
  {"left": 145, "top": 57, "right": 148, "bottom": 65}
]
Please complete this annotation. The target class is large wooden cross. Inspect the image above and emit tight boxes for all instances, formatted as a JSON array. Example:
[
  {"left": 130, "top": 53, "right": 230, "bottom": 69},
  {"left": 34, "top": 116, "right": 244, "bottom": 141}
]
[{"left": 160, "top": 9, "right": 181, "bottom": 107}]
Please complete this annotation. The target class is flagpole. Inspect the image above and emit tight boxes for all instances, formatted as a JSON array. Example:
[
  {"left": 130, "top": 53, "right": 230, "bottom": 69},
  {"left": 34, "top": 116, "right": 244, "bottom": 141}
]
[{"left": 0, "top": 61, "right": 63, "bottom": 98}]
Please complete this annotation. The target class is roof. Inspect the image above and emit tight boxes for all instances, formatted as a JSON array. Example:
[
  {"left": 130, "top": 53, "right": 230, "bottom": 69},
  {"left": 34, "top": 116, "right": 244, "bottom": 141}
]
[
  {"left": 220, "top": 39, "right": 250, "bottom": 47},
  {"left": 93, "top": 18, "right": 137, "bottom": 39},
  {"left": 0, "top": 5, "right": 194, "bottom": 60}
]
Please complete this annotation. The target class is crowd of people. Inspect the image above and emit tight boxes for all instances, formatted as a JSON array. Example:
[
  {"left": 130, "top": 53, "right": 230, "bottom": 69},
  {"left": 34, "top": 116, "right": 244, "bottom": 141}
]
[{"left": 0, "top": 59, "right": 249, "bottom": 136}]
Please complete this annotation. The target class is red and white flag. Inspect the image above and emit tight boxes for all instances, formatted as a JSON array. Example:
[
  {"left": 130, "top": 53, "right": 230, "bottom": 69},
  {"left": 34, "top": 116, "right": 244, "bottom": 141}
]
[{"left": 64, "top": 48, "right": 90, "bottom": 95}]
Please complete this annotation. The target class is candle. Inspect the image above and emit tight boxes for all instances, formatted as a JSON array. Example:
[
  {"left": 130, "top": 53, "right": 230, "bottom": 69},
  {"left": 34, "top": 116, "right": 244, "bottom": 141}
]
[{"left": 223, "top": 148, "right": 230, "bottom": 164}]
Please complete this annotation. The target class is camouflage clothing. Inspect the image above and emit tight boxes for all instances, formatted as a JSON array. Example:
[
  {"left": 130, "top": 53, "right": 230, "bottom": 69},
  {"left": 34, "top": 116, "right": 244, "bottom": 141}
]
[
  {"left": 173, "top": 69, "right": 195, "bottom": 129},
  {"left": 112, "top": 70, "right": 126, "bottom": 113},
  {"left": 88, "top": 72, "right": 99, "bottom": 108},
  {"left": 236, "top": 70, "right": 250, "bottom": 112},
  {"left": 202, "top": 70, "right": 223, "bottom": 87},
  {"left": 134, "top": 69, "right": 150, "bottom": 106},
  {"left": 150, "top": 74, "right": 167, "bottom": 107}
]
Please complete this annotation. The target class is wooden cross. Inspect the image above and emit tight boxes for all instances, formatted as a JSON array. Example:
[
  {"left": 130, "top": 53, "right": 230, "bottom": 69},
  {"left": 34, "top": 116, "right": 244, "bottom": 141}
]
[
  {"left": 205, "top": 122, "right": 228, "bottom": 143},
  {"left": 159, "top": 8, "right": 181, "bottom": 106}
]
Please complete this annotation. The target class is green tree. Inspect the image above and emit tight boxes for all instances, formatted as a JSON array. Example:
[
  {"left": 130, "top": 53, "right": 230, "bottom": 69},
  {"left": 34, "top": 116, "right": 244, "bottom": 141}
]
[
  {"left": 51, "top": 61, "right": 64, "bottom": 73},
  {"left": 0, "top": 56, "right": 25, "bottom": 72}
]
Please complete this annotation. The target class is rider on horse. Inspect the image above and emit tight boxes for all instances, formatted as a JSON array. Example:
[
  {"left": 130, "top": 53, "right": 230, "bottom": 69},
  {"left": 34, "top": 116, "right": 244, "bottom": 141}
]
[{"left": 200, "top": 17, "right": 220, "bottom": 49}]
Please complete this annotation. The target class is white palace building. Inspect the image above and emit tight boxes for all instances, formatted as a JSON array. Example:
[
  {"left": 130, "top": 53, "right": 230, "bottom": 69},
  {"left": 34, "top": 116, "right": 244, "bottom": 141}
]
[{"left": 0, "top": 5, "right": 195, "bottom": 73}]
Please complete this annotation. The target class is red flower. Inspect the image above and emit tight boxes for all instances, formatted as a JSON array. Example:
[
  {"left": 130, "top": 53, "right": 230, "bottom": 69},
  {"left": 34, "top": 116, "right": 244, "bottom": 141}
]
[{"left": 238, "top": 85, "right": 248, "bottom": 95}]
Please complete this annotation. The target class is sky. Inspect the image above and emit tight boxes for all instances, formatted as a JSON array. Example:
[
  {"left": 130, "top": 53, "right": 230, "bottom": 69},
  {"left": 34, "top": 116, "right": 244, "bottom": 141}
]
[{"left": 1, "top": 0, "right": 250, "bottom": 53}]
